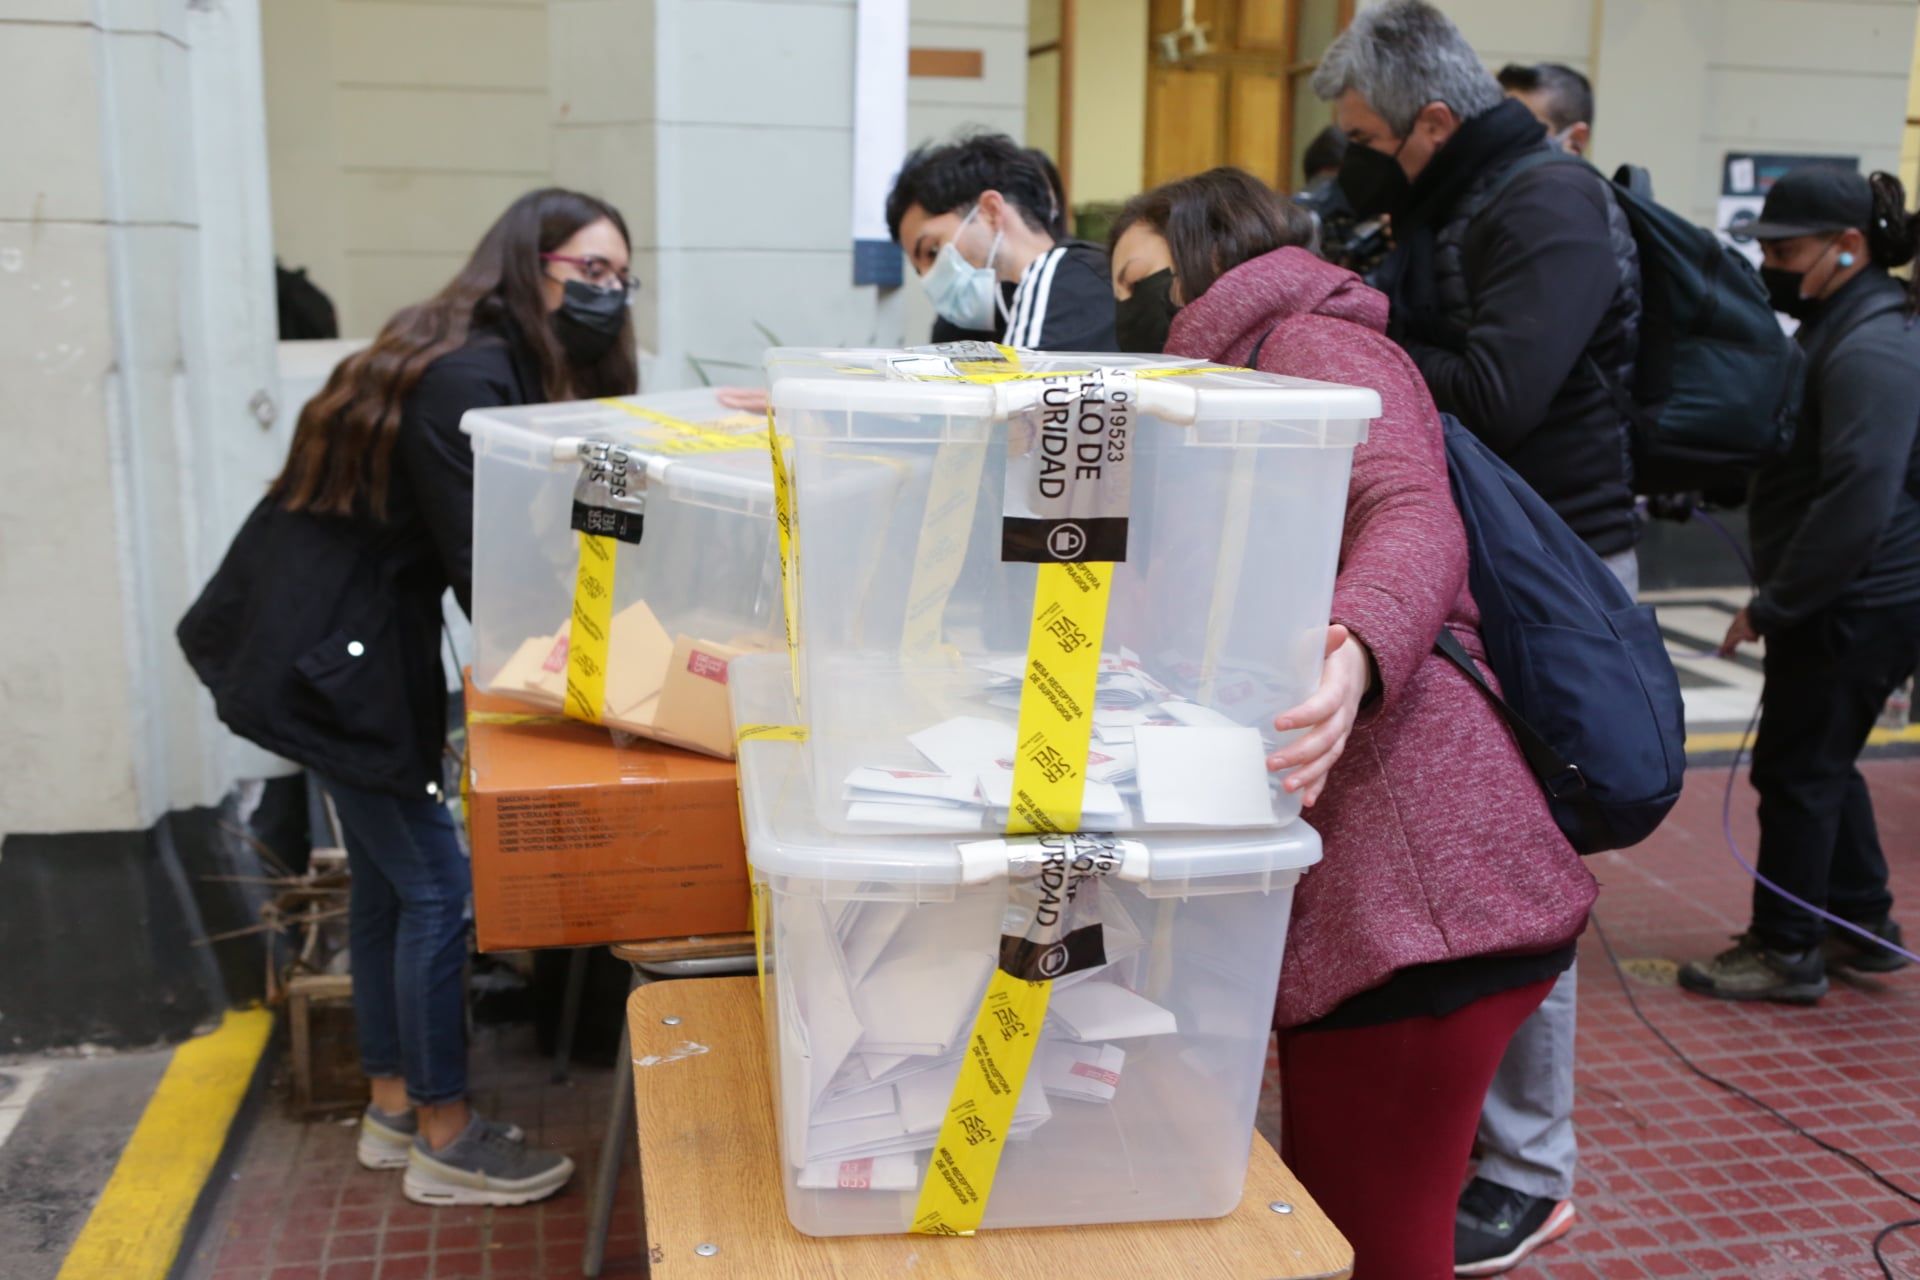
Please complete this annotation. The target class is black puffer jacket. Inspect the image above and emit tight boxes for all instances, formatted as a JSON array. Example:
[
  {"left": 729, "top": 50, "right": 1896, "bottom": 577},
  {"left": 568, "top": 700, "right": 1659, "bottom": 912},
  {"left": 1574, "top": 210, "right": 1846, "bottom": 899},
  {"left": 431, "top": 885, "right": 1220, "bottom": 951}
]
[
  {"left": 179, "top": 327, "right": 541, "bottom": 797},
  {"left": 1748, "top": 270, "right": 1920, "bottom": 633},
  {"left": 1382, "top": 99, "right": 1643, "bottom": 556}
]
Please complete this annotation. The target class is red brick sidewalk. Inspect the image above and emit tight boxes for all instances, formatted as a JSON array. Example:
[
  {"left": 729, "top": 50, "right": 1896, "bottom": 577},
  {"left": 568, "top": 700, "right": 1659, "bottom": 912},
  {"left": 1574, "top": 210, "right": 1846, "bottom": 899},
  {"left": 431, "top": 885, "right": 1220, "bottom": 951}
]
[
  {"left": 184, "top": 758, "right": 1920, "bottom": 1280},
  {"left": 1515, "top": 757, "right": 1920, "bottom": 1280}
]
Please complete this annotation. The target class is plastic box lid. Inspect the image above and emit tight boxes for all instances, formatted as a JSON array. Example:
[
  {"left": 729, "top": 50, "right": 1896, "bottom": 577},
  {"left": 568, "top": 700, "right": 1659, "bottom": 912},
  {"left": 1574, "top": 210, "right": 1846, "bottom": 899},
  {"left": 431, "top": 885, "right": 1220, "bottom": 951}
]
[
  {"left": 730, "top": 653, "right": 1323, "bottom": 890},
  {"left": 461, "top": 389, "right": 777, "bottom": 514},
  {"left": 765, "top": 347, "right": 1379, "bottom": 445}
]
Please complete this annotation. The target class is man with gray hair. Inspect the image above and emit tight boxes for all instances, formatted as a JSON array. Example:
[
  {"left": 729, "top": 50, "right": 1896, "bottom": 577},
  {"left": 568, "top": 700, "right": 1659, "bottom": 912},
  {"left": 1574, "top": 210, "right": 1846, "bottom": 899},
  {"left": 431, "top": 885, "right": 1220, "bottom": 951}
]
[{"left": 1314, "top": 2, "right": 1643, "bottom": 1276}]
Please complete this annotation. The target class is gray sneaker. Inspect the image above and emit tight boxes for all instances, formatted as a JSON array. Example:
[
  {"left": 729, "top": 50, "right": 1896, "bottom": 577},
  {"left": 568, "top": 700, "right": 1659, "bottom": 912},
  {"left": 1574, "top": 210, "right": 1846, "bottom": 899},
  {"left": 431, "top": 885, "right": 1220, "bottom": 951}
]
[
  {"left": 358, "top": 1104, "right": 417, "bottom": 1170},
  {"left": 1826, "top": 918, "right": 1911, "bottom": 975},
  {"left": 1679, "top": 933, "right": 1828, "bottom": 1004},
  {"left": 403, "top": 1115, "right": 574, "bottom": 1207},
  {"left": 360, "top": 1105, "right": 525, "bottom": 1171}
]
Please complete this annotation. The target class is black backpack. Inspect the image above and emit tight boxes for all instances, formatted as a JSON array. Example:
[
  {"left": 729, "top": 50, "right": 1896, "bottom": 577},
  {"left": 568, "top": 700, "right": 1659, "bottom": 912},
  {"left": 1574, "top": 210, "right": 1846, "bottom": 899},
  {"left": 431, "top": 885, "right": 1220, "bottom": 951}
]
[{"left": 1495, "top": 153, "right": 1805, "bottom": 495}]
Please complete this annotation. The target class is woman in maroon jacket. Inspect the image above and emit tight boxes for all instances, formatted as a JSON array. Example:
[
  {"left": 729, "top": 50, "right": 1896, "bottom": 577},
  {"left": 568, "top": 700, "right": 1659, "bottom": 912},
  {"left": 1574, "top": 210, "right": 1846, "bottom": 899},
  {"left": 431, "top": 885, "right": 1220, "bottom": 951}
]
[{"left": 1108, "top": 168, "right": 1598, "bottom": 1278}]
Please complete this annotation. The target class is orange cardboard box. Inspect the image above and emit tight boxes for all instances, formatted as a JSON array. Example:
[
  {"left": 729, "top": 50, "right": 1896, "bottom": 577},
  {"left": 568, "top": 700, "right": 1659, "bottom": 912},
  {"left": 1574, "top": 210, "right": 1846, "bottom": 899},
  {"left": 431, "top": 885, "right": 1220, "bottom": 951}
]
[{"left": 464, "top": 673, "right": 748, "bottom": 951}]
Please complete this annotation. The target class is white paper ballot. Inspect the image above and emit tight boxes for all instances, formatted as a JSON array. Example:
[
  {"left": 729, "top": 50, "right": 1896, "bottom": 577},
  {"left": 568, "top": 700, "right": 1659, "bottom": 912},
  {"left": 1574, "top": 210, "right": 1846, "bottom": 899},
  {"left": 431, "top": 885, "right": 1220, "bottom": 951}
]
[
  {"left": 812, "top": 1085, "right": 901, "bottom": 1127},
  {"left": 1133, "top": 724, "right": 1275, "bottom": 826},
  {"left": 836, "top": 899, "right": 914, "bottom": 987},
  {"left": 909, "top": 716, "right": 1015, "bottom": 778},
  {"left": 797, "top": 1153, "right": 921, "bottom": 1191},
  {"left": 1158, "top": 700, "right": 1243, "bottom": 729},
  {"left": 853, "top": 950, "right": 993, "bottom": 1055},
  {"left": 977, "top": 768, "right": 1129, "bottom": 821},
  {"left": 843, "top": 766, "right": 982, "bottom": 806},
  {"left": 1049, "top": 981, "right": 1178, "bottom": 1041},
  {"left": 784, "top": 900, "right": 865, "bottom": 1110},
  {"left": 895, "top": 1062, "right": 1053, "bottom": 1135},
  {"left": 1038, "top": 1040, "right": 1127, "bottom": 1102}
]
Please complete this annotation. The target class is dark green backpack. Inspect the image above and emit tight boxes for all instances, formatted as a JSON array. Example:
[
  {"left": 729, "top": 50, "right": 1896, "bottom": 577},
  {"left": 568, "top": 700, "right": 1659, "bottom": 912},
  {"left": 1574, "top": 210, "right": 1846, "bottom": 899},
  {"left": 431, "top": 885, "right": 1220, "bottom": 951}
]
[{"left": 1500, "top": 153, "right": 1806, "bottom": 495}]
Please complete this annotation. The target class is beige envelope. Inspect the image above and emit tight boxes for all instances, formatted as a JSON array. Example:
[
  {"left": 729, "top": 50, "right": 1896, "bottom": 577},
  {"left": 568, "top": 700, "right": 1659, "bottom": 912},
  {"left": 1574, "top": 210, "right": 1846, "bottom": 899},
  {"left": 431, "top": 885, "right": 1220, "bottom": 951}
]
[
  {"left": 638, "top": 635, "right": 748, "bottom": 757},
  {"left": 488, "top": 599, "right": 674, "bottom": 717}
]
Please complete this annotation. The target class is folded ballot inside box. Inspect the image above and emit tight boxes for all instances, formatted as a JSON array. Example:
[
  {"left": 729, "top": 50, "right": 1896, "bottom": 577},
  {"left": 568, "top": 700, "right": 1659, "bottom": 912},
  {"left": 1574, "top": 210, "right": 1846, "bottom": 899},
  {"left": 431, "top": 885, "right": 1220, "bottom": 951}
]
[
  {"left": 766, "top": 347, "right": 1377, "bottom": 833},
  {"left": 463, "top": 389, "right": 906, "bottom": 758},
  {"left": 730, "top": 653, "right": 1322, "bottom": 1237}
]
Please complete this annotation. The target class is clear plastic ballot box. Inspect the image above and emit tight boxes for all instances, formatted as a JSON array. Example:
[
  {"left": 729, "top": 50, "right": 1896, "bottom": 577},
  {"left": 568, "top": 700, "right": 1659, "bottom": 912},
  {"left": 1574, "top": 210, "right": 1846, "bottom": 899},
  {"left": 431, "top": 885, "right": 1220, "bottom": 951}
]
[
  {"left": 765, "top": 348, "right": 1377, "bottom": 833},
  {"left": 463, "top": 390, "right": 904, "bottom": 757},
  {"left": 730, "top": 652, "right": 1322, "bottom": 1236}
]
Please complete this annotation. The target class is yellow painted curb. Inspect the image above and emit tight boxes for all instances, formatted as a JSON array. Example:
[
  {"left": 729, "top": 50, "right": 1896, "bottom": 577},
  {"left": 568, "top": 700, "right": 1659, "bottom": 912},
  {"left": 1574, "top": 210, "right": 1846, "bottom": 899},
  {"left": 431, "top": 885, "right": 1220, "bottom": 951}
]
[
  {"left": 58, "top": 1007, "right": 274, "bottom": 1280},
  {"left": 1687, "top": 723, "right": 1920, "bottom": 756}
]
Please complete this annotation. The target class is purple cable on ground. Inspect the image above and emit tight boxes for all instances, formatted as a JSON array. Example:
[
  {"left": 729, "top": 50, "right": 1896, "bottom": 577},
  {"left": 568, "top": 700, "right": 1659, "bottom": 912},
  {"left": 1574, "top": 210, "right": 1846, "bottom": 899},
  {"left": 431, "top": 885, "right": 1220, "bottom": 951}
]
[{"left": 1642, "top": 499, "right": 1920, "bottom": 964}]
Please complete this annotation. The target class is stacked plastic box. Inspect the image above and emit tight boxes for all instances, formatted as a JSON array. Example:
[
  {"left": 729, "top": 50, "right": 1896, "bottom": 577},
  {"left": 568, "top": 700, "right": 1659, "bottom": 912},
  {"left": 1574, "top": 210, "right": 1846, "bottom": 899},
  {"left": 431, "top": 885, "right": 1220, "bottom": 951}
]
[
  {"left": 738, "top": 348, "right": 1378, "bottom": 1237},
  {"left": 462, "top": 389, "right": 904, "bottom": 757}
]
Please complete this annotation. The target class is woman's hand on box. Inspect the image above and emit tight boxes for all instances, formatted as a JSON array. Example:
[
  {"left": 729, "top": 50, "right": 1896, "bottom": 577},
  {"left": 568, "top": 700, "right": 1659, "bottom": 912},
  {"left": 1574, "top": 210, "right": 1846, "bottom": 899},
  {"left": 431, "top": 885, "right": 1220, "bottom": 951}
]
[
  {"left": 716, "top": 386, "right": 769, "bottom": 414},
  {"left": 1268, "top": 625, "right": 1374, "bottom": 809}
]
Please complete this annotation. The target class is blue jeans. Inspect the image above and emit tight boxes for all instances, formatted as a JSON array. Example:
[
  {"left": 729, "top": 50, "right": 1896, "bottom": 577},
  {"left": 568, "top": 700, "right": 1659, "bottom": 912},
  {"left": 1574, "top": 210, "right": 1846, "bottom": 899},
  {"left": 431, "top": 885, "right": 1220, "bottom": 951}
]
[{"left": 320, "top": 776, "right": 470, "bottom": 1105}]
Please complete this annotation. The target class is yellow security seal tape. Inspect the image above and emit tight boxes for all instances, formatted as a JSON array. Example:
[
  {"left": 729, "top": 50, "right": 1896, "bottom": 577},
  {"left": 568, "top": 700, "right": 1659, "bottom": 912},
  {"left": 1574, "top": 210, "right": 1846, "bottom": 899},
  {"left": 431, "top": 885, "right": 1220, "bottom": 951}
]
[
  {"left": 911, "top": 833, "right": 1131, "bottom": 1236},
  {"left": 911, "top": 365, "right": 1137, "bottom": 1236},
  {"left": 597, "top": 398, "right": 765, "bottom": 454},
  {"left": 764, "top": 409, "right": 801, "bottom": 697}
]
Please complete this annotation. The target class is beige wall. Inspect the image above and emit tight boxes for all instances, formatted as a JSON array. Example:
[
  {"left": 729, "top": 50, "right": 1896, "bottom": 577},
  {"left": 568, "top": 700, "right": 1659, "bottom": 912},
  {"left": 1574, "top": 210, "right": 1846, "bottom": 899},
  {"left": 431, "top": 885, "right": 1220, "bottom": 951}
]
[
  {"left": 1436, "top": 0, "right": 1918, "bottom": 228},
  {"left": 1906, "top": 13, "right": 1920, "bottom": 189},
  {"left": 1066, "top": 0, "right": 1148, "bottom": 206},
  {"left": 1, "top": 0, "right": 284, "bottom": 832},
  {"left": 262, "top": 0, "right": 552, "bottom": 338}
]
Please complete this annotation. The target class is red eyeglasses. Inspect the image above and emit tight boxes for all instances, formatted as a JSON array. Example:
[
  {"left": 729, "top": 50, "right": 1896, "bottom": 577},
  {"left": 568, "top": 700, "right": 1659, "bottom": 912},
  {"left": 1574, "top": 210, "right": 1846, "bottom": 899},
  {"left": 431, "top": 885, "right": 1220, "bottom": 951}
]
[{"left": 540, "top": 253, "right": 640, "bottom": 300}]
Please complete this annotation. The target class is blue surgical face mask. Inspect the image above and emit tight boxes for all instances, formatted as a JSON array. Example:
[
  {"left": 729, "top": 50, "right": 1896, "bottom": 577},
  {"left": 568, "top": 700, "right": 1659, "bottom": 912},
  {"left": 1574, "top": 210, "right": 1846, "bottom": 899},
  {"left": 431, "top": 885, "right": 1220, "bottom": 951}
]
[{"left": 919, "top": 204, "right": 1003, "bottom": 331}]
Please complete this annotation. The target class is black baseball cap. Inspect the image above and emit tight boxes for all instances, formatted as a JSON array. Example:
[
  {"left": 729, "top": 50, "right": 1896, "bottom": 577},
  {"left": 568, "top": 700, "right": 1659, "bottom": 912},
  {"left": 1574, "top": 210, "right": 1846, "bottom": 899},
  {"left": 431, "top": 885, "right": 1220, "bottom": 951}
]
[{"left": 1742, "top": 166, "right": 1872, "bottom": 241}]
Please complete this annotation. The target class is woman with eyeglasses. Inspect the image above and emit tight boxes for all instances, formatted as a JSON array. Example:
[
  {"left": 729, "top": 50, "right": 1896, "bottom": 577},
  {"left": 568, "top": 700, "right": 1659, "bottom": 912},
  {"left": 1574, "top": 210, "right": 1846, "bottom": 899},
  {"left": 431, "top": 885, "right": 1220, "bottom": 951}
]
[{"left": 180, "top": 188, "right": 638, "bottom": 1206}]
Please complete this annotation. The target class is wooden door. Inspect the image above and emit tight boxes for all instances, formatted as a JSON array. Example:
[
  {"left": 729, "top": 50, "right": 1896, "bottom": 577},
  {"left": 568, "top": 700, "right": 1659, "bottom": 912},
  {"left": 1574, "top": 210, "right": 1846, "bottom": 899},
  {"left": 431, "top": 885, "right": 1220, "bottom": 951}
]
[{"left": 1145, "top": 0, "right": 1350, "bottom": 192}]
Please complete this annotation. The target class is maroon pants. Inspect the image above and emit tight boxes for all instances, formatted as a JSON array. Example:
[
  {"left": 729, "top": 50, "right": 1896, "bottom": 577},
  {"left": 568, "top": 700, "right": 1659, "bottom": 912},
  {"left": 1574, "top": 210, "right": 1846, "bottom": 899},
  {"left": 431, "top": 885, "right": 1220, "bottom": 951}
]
[{"left": 1275, "top": 979, "right": 1556, "bottom": 1280}]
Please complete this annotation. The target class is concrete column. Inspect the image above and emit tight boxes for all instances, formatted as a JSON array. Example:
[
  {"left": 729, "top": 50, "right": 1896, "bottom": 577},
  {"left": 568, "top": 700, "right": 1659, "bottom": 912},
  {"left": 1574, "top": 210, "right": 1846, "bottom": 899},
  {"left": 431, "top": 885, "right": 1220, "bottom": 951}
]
[
  {"left": 0, "top": 0, "right": 281, "bottom": 836},
  {"left": 551, "top": 0, "right": 1031, "bottom": 383}
]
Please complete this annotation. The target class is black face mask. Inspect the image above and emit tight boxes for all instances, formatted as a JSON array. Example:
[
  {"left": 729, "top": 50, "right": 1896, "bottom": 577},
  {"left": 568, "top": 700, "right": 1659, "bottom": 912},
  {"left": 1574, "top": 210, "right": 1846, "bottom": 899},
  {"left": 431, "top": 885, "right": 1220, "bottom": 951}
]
[
  {"left": 1761, "top": 267, "right": 1816, "bottom": 321},
  {"left": 552, "top": 279, "right": 628, "bottom": 364},
  {"left": 1336, "top": 139, "right": 1411, "bottom": 221},
  {"left": 1115, "top": 269, "right": 1181, "bottom": 354}
]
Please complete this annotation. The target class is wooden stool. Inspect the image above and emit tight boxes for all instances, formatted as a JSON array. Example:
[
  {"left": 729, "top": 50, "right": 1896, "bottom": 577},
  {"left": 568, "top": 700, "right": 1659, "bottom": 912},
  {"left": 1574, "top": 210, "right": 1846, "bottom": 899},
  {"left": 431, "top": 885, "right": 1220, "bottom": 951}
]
[
  {"left": 284, "top": 972, "right": 356, "bottom": 1115},
  {"left": 581, "top": 935, "right": 757, "bottom": 1277},
  {"left": 624, "top": 975, "right": 1354, "bottom": 1279}
]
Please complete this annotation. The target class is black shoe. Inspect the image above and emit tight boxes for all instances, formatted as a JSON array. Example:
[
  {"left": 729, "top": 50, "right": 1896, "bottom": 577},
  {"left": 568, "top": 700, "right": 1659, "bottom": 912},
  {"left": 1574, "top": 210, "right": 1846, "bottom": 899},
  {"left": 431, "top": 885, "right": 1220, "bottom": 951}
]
[
  {"left": 1678, "top": 932, "right": 1828, "bottom": 1004},
  {"left": 1454, "top": 1177, "right": 1576, "bottom": 1275},
  {"left": 1826, "top": 918, "right": 1911, "bottom": 974}
]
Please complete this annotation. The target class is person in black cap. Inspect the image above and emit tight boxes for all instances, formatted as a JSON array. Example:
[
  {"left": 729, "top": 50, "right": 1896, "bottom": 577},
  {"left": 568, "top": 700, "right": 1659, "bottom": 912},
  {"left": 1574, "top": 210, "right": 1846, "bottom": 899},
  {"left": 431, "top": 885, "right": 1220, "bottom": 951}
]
[{"left": 1681, "top": 166, "right": 1920, "bottom": 1004}]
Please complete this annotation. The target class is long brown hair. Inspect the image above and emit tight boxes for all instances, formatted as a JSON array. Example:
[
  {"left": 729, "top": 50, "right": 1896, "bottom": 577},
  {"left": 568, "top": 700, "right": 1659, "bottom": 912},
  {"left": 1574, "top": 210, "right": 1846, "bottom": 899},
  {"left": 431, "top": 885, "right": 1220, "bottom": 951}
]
[
  {"left": 1108, "top": 168, "right": 1316, "bottom": 303},
  {"left": 271, "top": 188, "right": 638, "bottom": 519}
]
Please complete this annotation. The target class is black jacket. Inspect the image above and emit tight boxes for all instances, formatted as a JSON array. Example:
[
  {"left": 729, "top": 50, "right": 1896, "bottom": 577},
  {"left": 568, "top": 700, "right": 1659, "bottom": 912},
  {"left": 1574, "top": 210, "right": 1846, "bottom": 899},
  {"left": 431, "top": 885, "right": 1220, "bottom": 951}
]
[
  {"left": 1383, "top": 100, "right": 1643, "bottom": 556},
  {"left": 926, "top": 240, "right": 1117, "bottom": 352},
  {"left": 1748, "top": 270, "right": 1920, "bottom": 634},
  {"left": 179, "top": 328, "right": 540, "bottom": 797}
]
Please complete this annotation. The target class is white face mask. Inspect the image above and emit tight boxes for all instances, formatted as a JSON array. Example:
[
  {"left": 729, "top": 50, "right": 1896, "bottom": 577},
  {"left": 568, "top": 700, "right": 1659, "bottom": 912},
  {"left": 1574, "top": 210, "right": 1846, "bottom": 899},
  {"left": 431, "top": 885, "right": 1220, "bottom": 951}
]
[{"left": 920, "top": 204, "right": 1003, "bottom": 331}]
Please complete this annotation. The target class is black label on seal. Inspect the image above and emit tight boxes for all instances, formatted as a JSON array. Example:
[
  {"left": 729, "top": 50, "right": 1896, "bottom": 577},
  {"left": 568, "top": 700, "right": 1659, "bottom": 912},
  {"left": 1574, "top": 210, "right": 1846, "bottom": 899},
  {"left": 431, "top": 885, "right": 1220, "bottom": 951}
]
[
  {"left": 998, "top": 924, "right": 1108, "bottom": 982},
  {"left": 1002, "top": 369, "right": 1134, "bottom": 564},
  {"left": 570, "top": 501, "right": 644, "bottom": 544}
]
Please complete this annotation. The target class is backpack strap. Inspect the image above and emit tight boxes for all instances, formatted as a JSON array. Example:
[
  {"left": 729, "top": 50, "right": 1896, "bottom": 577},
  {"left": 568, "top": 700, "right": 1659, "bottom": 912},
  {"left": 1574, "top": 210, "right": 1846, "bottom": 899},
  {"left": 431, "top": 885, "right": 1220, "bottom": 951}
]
[
  {"left": 1246, "top": 322, "right": 1281, "bottom": 370},
  {"left": 1433, "top": 629, "right": 1591, "bottom": 803}
]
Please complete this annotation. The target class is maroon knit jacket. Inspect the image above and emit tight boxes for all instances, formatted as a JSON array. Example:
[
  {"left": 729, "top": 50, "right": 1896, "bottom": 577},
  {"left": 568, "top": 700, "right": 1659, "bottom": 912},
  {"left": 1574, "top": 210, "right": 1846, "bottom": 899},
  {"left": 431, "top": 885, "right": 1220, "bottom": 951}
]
[{"left": 1166, "top": 246, "right": 1599, "bottom": 1028}]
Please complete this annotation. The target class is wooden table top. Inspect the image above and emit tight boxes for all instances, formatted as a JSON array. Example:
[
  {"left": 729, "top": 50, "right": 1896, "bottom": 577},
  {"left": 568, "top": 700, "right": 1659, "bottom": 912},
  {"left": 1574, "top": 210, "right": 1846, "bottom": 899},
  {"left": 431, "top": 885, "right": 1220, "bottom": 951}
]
[
  {"left": 626, "top": 976, "right": 1352, "bottom": 1279},
  {"left": 609, "top": 933, "right": 756, "bottom": 966}
]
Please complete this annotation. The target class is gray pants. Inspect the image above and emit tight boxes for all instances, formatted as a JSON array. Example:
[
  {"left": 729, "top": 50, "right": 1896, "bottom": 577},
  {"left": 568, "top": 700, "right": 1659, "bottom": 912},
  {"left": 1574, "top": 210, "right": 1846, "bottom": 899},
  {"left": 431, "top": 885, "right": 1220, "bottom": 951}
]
[{"left": 1474, "top": 547, "right": 1638, "bottom": 1201}]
